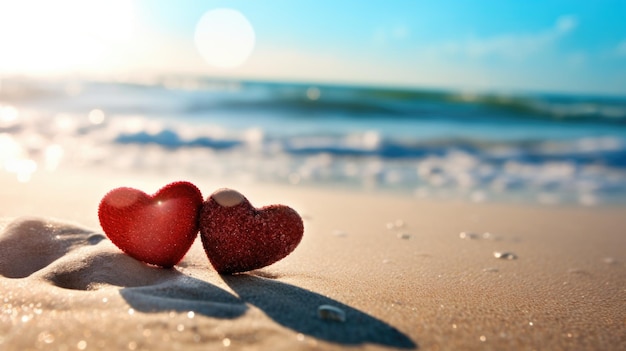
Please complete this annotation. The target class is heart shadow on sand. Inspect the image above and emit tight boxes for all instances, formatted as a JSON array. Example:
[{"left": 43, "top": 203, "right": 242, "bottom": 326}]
[
  {"left": 121, "top": 273, "right": 417, "bottom": 349},
  {"left": 119, "top": 275, "right": 247, "bottom": 319},
  {"left": 222, "top": 274, "right": 417, "bottom": 349}
]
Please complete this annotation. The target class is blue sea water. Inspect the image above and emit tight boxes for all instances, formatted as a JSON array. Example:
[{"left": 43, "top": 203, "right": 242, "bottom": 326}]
[{"left": 1, "top": 76, "right": 626, "bottom": 205}]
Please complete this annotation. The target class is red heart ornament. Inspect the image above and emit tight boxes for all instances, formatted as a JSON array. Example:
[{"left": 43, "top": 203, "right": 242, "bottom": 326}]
[
  {"left": 199, "top": 188, "right": 304, "bottom": 274},
  {"left": 98, "top": 181, "right": 203, "bottom": 268}
]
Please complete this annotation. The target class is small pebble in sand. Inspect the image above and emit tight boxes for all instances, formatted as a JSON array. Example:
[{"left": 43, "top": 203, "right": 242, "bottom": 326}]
[
  {"left": 603, "top": 257, "right": 617, "bottom": 264},
  {"left": 459, "top": 232, "right": 479, "bottom": 239},
  {"left": 482, "top": 232, "right": 495, "bottom": 240},
  {"left": 386, "top": 219, "right": 406, "bottom": 230},
  {"left": 332, "top": 229, "right": 348, "bottom": 237},
  {"left": 482, "top": 267, "right": 499, "bottom": 273},
  {"left": 317, "top": 305, "right": 346, "bottom": 322},
  {"left": 567, "top": 268, "right": 591, "bottom": 275},
  {"left": 493, "top": 251, "right": 517, "bottom": 260},
  {"left": 397, "top": 232, "right": 412, "bottom": 240}
]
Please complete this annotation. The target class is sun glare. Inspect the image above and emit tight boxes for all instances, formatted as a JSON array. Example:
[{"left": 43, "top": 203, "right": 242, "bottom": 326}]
[
  {"left": 0, "top": 0, "right": 134, "bottom": 75},
  {"left": 194, "top": 8, "right": 256, "bottom": 69}
]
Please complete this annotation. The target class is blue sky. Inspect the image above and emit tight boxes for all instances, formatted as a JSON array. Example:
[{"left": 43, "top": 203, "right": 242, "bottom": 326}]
[{"left": 1, "top": 0, "right": 625, "bottom": 95}]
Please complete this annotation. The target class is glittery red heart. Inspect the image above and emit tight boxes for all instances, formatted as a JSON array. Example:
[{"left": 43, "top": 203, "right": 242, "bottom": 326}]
[
  {"left": 98, "top": 181, "right": 203, "bottom": 268},
  {"left": 199, "top": 188, "right": 304, "bottom": 274}
]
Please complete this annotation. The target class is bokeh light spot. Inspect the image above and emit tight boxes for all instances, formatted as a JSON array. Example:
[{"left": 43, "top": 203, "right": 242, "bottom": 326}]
[
  {"left": 88, "top": 109, "right": 106, "bottom": 125},
  {"left": 194, "top": 8, "right": 256, "bottom": 69}
]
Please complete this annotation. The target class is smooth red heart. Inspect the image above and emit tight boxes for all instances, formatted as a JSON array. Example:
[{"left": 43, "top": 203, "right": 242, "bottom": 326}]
[
  {"left": 199, "top": 188, "right": 304, "bottom": 274},
  {"left": 98, "top": 181, "right": 203, "bottom": 268}
]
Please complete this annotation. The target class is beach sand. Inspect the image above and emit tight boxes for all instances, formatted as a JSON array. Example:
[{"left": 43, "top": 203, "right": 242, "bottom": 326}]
[{"left": 1, "top": 169, "right": 625, "bottom": 350}]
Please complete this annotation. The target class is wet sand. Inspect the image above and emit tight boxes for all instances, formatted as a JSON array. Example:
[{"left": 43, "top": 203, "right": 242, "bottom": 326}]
[{"left": 1, "top": 170, "right": 625, "bottom": 350}]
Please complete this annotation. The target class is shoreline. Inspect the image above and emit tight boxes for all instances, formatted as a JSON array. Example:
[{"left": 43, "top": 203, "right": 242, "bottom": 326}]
[{"left": 1, "top": 165, "right": 623, "bottom": 223}]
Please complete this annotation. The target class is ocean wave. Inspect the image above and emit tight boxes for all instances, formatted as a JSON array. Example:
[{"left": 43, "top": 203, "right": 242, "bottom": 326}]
[
  {"left": 92, "top": 116, "right": 626, "bottom": 169},
  {"left": 3, "top": 105, "right": 625, "bottom": 168},
  {"left": 3, "top": 77, "right": 626, "bottom": 124},
  {"left": 182, "top": 89, "right": 626, "bottom": 124},
  {"left": 2, "top": 77, "right": 626, "bottom": 205},
  {"left": 115, "top": 130, "right": 242, "bottom": 150}
]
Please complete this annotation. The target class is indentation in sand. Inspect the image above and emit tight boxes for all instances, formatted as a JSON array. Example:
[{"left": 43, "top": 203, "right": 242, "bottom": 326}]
[
  {"left": 39, "top": 250, "right": 179, "bottom": 290},
  {"left": 0, "top": 217, "right": 105, "bottom": 278}
]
